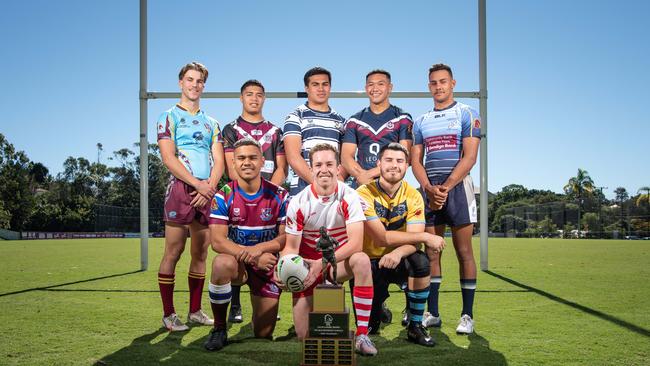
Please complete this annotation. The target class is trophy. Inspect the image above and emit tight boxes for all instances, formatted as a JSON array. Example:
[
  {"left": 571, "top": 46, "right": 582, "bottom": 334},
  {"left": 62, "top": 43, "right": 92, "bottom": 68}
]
[{"left": 301, "top": 227, "right": 355, "bottom": 366}]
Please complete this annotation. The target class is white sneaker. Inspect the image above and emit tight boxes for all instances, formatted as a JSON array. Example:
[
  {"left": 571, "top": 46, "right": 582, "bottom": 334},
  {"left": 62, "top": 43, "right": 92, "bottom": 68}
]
[
  {"left": 188, "top": 309, "right": 214, "bottom": 326},
  {"left": 162, "top": 313, "right": 189, "bottom": 331},
  {"left": 355, "top": 334, "right": 378, "bottom": 356},
  {"left": 456, "top": 314, "right": 474, "bottom": 334},
  {"left": 422, "top": 312, "right": 442, "bottom": 328}
]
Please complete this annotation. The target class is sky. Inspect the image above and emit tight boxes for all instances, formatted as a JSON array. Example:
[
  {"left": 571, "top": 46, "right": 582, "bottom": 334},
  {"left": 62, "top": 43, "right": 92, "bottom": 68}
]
[{"left": 1, "top": 0, "right": 648, "bottom": 199}]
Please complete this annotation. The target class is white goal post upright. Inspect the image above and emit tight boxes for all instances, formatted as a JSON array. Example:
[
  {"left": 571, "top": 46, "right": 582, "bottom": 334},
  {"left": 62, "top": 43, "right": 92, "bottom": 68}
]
[{"left": 138, "top": 0, "right": 488, "bottom": 271}]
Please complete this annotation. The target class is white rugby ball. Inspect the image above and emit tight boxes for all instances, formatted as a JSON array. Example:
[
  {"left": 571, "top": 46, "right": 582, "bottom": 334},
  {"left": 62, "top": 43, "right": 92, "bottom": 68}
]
[{"left": 275, "top": 254, "right": 309, "bottom": 292}]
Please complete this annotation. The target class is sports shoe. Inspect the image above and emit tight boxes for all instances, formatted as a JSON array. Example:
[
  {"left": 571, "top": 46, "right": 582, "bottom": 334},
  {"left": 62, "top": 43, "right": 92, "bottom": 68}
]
[
  {"left": 228, "top": 305, "right": 243, "bottom": 323},
  {"left": 204, "top": 328, "right": 228, "bottom": 351},
  {"left": 355, "top": 334, "right": 377, "bottom": 356},
  {"left": 162, "top": 313, "right": 189, "bottom": 332},
  {"left": 380, "top": 302, "right": 392, "bottom": 324},
  {"left": 276, "top": 313, "right": 281, "bottom": 321},
  {"left": 456, "top": 314, "right": 474, "bottom": 334},
  {"left": 422, "top": 312, "right": 442, "bottom": 328},
  {"left": 188, "top": 309, "right": 214, "bottom": 326},
  {"left": 401, "top": 308, "right": 409, "bottom": 326},
  {"left": 407, "top": 323, "right": 435, "bottom": 347}
]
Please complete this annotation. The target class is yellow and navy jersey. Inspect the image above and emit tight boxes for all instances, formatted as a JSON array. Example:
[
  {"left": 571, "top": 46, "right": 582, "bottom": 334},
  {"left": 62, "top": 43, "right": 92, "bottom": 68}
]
[{"left": 356, "top": 179, "right": 425, "bottom": 258}]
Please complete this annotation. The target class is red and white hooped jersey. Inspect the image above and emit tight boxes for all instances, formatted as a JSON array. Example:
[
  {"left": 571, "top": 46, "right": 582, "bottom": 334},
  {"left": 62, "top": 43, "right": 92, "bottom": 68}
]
[{"left": 285, "top": 181, "right": 366, "bottom": 260}]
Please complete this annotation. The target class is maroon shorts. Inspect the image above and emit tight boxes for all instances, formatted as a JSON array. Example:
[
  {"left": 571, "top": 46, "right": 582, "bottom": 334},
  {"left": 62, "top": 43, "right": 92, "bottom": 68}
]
[
  {"left": 245, "top": 263, "right": 281, "bottom": 299},
  {"left": 163, "top": 177, "right": 210, "bottom": 226}
]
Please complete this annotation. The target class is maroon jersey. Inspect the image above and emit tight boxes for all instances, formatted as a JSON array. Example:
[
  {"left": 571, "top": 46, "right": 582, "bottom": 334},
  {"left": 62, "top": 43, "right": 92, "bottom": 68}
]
[{"left": 220, "top": 117, "right": 285, "bottom": 180}]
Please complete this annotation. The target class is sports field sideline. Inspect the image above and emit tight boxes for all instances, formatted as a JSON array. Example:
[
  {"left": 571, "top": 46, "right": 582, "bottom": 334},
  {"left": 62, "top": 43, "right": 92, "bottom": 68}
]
[{"left": 1, "top": 238, "right": 648, "bottom": 365}]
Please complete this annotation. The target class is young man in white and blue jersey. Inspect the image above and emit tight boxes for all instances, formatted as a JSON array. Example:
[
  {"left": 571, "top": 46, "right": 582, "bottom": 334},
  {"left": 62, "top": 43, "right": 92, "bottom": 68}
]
[
  {"left": 157, "top": 62, "right": 225, "bottom": 331},
  {"left": 283, "top": 67, "right": 346, "bottom": 197},
  {"left": 411, "top": 63, "right": 481, "bottom": 334}
]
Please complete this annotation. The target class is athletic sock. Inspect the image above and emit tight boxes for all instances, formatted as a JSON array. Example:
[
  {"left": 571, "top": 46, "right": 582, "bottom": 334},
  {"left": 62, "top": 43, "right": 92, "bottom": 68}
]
[
  {"left": 407, "top": 287, "right": 429, "bottom": 324},
  {"left": 188, "top": 271, "right": 206, "bottom": 313},
  {"left": 402, "top": 282, "right": 410, "bottom": 312},
  {"left": 230, "top": 284, "right": 242, "bottom": 308},
  {"left": 352, "top": 286, "right": 373, "bottom": 336},
  {"left": 460, "top": 279, "right": 477, "bottom": 318},
  {"left": 428, "top": 276, "right": 441, "bottom": 317},
  {"left": 158, "top": 272, "right": 175, "bottom": 317},
  {"left": 209, "top": 282, "right": 232, "bottom": 330}
]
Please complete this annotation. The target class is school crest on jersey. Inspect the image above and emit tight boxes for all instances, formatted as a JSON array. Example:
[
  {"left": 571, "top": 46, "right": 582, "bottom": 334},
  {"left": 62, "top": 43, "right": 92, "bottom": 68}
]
[{"left": 260, "top": 208, "right": 273, "bottom": 221}]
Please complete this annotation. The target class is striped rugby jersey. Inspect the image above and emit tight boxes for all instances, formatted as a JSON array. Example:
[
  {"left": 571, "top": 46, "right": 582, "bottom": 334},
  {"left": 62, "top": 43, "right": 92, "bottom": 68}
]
[
  {"left": 209, "top": 178, "right": 288, "bottom": 246},
  {"left": 156, "top": 104, "right": 221, "bottom": 180},
  {"left": 285, "top": 181, "right": 366, "bottom": 260},
  {"left": 357, "top": 179, "right": 425, "bottom": 258},
  {"left": 413, "top": 101, "right": 481, "bottom": 180},
  {"left": 283, "top": 103, "right": 345, "bottom": 196}
]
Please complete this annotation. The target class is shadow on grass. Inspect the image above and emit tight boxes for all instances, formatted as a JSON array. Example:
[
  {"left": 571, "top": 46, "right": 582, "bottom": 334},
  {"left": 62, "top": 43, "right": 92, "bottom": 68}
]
[
  {"left": 94, "top": 328, "right": 187, "bottom": 366},
  {"left": 0, "top": 270, "right": 142, "bottom": 297},
  {"left": 484, "top": 270, "right": 650, "bottom": 338}
]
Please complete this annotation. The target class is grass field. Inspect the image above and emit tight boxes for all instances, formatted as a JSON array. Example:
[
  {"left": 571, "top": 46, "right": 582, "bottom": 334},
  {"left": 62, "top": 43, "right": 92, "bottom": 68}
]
[{"left": 1, "top": 238, "right": 649, "bottom": 365}]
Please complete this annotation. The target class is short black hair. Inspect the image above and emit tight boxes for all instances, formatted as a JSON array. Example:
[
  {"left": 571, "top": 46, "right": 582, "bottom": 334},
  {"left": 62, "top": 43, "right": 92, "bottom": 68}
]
[
  {"left": 378, "top": 142, "right": 409, "bottom": 160},
  {"left": 428, "top": 63, "right": 453, "bottom": 79},
  {"left": 303, "top": 67, "right": 331, "bottom": 86},
  {"left": 233, "top": 138, "right": 262, "bottom": 152},
  {"left": 366, "top": 69, "right": 391, "bottom": 82},
  {"left": 240, "top": 79, "right": 265, "bottom": 94}
]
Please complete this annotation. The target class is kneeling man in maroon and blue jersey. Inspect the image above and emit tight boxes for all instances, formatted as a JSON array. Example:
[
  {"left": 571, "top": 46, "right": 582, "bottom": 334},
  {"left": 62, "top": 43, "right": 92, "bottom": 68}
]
[{"left": 204, "top": 138, "right": 288, "bottom": 351}]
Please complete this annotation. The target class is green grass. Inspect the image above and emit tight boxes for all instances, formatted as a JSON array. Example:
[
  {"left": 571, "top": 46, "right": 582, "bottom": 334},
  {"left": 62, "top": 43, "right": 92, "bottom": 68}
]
[{"left": 1, "top": 238, "right": 649, "bottom": 365}]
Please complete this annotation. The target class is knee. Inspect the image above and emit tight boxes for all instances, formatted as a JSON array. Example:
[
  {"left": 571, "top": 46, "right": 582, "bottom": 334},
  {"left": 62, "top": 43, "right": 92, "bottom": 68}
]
[
  {"left": 164, "top": 243, "right": 185, "bottom": 262},
  {"left": 350, "top": 252, "right": 371, "bottom": 275},
  {"left": 212, "top": 254, "right": 238, "bottom": 277},
  {"left": 455, "top": 245, "right": 475, "bottom": 262},
  {"left": 407, "top": 251, "right": 430, "bottom": 278}
]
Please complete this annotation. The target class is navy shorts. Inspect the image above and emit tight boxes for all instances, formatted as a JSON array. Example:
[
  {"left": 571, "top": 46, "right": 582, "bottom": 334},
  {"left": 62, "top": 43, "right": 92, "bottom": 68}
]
[{"left": 421, "top": 175, "right": 477, "bottom": 227}]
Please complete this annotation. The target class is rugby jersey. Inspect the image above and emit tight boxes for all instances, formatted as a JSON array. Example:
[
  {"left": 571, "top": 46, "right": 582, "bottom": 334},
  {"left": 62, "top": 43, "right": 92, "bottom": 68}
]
[
  {"left": 357, "top": 179, "right": 425, "bottom": 258},
  {"left": 342, "top": 105, "right": 413, "bottom": 170},
  {"left": 285, "top": 181, "right": 366, "bottom": 260},
  {"left": 413, "top": 101, "right": 481, "bottom": 180},
  {"left": 209, "top": 178, "right": 288, "bottom": 246},
  {"left": 283, "top": 103, "right": 346, "bottom": 196},
  {"left": 220, "top": 117, "right": 284, "bottom": 180},
  {"left": 156, "top": 104, "right": 221, "bottom": 180}
]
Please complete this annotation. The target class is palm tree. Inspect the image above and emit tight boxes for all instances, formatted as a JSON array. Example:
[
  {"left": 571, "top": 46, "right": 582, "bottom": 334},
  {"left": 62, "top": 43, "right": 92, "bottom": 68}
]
[
  {"left": 564, "top": 169, "right": 595, "bottom": 234},
  {"left": 637, "top": 186, "right": 650, "bottom": 207}
]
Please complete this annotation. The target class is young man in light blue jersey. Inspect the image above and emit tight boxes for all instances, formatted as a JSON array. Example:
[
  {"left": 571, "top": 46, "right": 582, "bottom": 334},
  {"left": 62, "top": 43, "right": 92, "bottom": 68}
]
[
  {"left": 156, "top": 62, "right": 225, "bottom": 331},
  {"left": 411, "top": 63, "right": 481, "bottom": 334},
  {"left": 283, "top": 67, "right": 347, "bottom": 197}
]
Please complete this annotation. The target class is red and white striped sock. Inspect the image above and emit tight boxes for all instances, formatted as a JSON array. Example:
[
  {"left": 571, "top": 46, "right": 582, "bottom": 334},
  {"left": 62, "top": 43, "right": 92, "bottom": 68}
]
[{"left": 352, "top": 286, "right": 373, "bottom": 336}]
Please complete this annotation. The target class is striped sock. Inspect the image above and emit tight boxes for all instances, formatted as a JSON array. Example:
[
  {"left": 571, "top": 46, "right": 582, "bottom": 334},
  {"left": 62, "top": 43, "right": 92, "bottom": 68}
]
[
  {"left": 209, "top": 282, "right": 232, "bottom": 330},
  {"left": 428, "top": 276, "right": 441, "bottom": 317},
  {"left": 353, "top": 286, "right": 373, "bottom": 336},
  {"left": 460, "top": 279, "right": 477, "bottom": 318},
  {"left": 188, "top": 271, "right": 205, "bottom": 313},
  {"left": 407, "top": 288, "right": 429, "bottom": 324},
  {"left": 158, "top": 272, "right": 175, "bottom": 317}
]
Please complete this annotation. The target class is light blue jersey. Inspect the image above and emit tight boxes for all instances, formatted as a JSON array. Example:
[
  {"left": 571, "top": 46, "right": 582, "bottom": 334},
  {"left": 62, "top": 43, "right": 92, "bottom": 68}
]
[
  {"left": 413, "top": 101, "right": 481, "bottom": 180},
  {"left": 156, "top": 104, "right": 221, "bottom": 180}
]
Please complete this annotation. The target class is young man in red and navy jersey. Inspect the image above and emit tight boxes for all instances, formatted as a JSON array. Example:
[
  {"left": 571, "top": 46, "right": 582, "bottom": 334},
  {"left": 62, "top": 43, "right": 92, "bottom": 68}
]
[
  {"left": 411, "top": 63, "right": 481, "bottom": 334},
  {"left": 204, "top": 138, "right": 288, "bottom": 351},
  {"left": 156, "top": 62, "right": 225, "bottom": 332},
  {"left": 279, "top": 143, "right": 378, "bottom": 356},
  {"left": 220, "top": 79, "right": 288, "bottom": 323}
]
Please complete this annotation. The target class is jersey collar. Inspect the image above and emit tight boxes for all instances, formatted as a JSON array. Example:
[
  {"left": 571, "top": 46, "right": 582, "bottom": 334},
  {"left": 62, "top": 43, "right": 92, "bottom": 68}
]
[
  {"left": 433, "top": 101, "right": 457, "bottom": 112},
  {"left": 310, "top": 182, "right": 339, "bottom": 203}
]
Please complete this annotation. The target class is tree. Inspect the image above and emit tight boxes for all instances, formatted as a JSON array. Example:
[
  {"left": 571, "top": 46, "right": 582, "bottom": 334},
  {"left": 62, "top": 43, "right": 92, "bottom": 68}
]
[
  {"left": 0, "top": 133, "right": 37, "bottom": 230},
  {"left": 564, "top": 169, "right": 595, "bottom": 235},
  {"left": 636, "top": 186, "right": 650, "bottom": 207},
  {"left": 614, "top": 187, "right": 629, "bottom": 204}
]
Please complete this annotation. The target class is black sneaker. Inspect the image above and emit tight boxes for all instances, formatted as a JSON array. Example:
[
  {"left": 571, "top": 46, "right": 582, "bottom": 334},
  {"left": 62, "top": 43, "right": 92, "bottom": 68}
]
[
  {"left": 401, "top": 308, "right": 409, "bottom": 327},
  {"left": 204, "top": 328, "right": 228, "bottom": 351},
  {"left": 228, "top": 305, "right": 243, "bottom": 323},
  {"left": 380, "top": 302, "right": 392, "bottom": 324},
  {"left": 407, "top": 323, "right": 435, "bottom": 347}
]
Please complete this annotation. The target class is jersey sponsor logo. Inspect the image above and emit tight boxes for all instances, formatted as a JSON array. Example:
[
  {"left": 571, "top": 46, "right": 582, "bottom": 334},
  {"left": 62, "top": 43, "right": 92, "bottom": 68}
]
[
  {"left": 425, "top": 135, "right": 458, "bottom": 152},
  {"left": 169, "top": 211, "right": 177, "bottom": 218},
  {"left": 260, "top": 208, "right": 273, "bottom": 221},
  {"left": 447, "top": 120, "right": 461, "bottom": 130},
  {"left": 251, "top": 129, "right": 263, "bottom": 136},
  {"left": 192, "top": 131, "right": 204, "bottom": 141},
  {"left": 230, "top": 228, "right": 276, "bottom": 244},
  {"left": 180, "top": 118, "right": 186, "bottom": 123},
  {"left": 434, "top": 114, "right": 445, "bottom": 118},
  {"left": 322, "top": 196, "right": 330, "bottom": 203},
  {"left": 192, "top": 120, "right": 200, "bottom": 125},
  {"left": 233, "top": 207, "right": 240, "bottom": 215},
  {"left": 474, "top": 119, "right": 481, "bottom": 129}
]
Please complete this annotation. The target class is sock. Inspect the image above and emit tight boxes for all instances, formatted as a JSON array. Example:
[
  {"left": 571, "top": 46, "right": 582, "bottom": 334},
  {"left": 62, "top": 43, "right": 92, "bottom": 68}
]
[
  {"left": 158, "top": 272, "right": 175, "bottom": 317},
  {"left": 230, "top": 285, "right": 242, "bottom": 308},
  {"left": 428, "top": 276, "right": 441, "bottom": 317},
  {"left": 460, "top": 279, "right": 477, "bottom": 318},
  {"left": 209, "top": 282, "right": 232, "bottom": 330},
  {"left": 188, "top": 271, "right": 206, "bottom": 313},
  {"left": 353, "top": 286, "right": 373, "bottom": 336},
  {"left": 408, "top": 287, "right": 429, "bottom": 324},
  {"left": 402, "top": 281, "right": 410, "bottom": 313}
]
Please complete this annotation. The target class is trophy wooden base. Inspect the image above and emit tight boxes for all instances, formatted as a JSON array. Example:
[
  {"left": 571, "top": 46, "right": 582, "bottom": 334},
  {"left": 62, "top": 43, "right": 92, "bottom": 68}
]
[{"left": 301, "top": 331, "right": 355, "bottom": 366}]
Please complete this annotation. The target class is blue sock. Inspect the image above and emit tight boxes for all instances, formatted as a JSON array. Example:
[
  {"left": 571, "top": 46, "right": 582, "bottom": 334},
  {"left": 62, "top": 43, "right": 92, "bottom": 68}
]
[
  {"left": 460, "top": 279, "right": 476, "bottom": 318},
  {"left": 407, "top": 288, "right": 429, "bottom": 324},
  {"left": 428, "top": 276, "right": 441, "bottom": 317}
]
